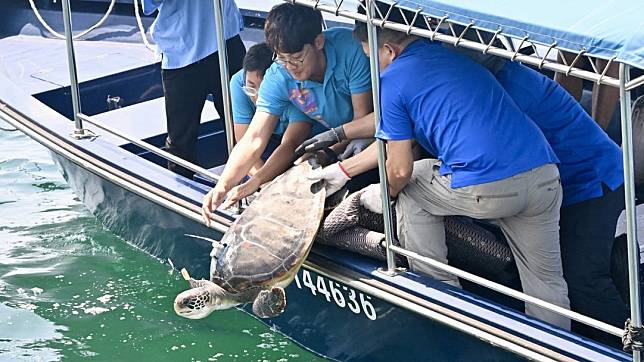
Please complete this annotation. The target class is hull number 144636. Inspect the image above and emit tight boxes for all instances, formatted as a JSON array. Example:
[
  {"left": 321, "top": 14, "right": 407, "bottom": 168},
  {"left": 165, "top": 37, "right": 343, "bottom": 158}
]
[{"left": 293, "top": 269, "right": 377, "bottom": 320}]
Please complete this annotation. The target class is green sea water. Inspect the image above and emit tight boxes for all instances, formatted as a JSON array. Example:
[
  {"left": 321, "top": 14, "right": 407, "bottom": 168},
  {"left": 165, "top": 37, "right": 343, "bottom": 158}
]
[{"left": 0, "top": 122, "right": 326, "bottom": 362}]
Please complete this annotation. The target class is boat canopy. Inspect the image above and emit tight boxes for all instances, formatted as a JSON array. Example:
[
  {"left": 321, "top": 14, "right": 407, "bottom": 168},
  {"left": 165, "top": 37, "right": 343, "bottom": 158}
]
[{"left": 386, "top": 0, "right": 644, "bottom": 70}]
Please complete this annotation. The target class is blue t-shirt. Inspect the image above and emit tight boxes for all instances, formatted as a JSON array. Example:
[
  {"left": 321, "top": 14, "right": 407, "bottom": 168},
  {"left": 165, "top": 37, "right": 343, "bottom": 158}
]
[
  {"left": 143, "top": 0, "right": 244, "bottom": 69},
  {"left": 376, "top": 39, "right": 559, "bottom": 188},
  {"left": 494, "top": 61, "right": 623, "bottom": 206},
  {"left": 230, "top": 69, "right": 312, "bottom": 136},
  {"left": 256, "top": 27, "right": 372, "bottom": 135}
]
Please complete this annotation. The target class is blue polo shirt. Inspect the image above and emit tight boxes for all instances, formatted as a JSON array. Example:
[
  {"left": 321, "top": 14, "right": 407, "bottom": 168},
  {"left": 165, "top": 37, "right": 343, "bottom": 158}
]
[
  {"left": 256, "top": 27, "right": 372, "bottom": 135},
  {"left": 230, "top": 69, "right": 313, "bottom": 136},
  {"left": 376, "top": 39, "right": 558, "bottom": 188},
  {"left": 143, "top": 0, "right": 243, "bottom": 69},
  {"left": 493, "top": 61, "right": 623, "bottom": 206}
]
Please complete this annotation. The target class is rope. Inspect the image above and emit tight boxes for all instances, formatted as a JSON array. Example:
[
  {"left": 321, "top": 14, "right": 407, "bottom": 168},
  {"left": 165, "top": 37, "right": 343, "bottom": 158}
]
[
  {"left": 0, "top": 126, "right": 19, "bottom": 132},
  {"left": 133, "top": 0, "right": 156, "bottom": 52},
  {"left": 28, "top": 0, "right": 116, "bottom": 40},
  {"left": 29, "top": 0, "right": 155, "bottom": 51},
  {"left": 622, "top": 318, "right": 644, "bottom": 352}
]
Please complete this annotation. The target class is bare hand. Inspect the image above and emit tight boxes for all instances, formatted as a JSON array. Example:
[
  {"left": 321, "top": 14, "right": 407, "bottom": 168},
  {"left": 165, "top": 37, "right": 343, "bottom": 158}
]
[
  {"left": 220, "top": 178, "right": 262, "bottom": 210},
  {"left": 201, "top": 186, "right": 228, "bottom": 226}
]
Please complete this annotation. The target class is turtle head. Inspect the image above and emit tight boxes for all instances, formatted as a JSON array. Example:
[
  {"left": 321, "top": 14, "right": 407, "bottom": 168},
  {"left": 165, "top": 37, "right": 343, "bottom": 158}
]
[{"left": 173, "top": 281, "right": 237, "bottom": 319}]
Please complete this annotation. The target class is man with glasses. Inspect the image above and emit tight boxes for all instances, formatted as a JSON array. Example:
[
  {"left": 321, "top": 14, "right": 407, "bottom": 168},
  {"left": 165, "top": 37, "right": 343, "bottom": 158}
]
[
  {"left": 202, "top": 3, "right": 374, "bottom": 219},
  {"left": 230, "top": 42, "right": 314, "bottom": 176}
]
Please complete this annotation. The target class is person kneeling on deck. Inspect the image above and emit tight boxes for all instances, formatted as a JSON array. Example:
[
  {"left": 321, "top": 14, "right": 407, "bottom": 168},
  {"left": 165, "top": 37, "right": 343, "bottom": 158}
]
[
  {"left": 229, "top": 42, "right": 313, "bottom": 177},
  {"left": 314, "top": 21, "right": 571, "bottom": 328},
  {"left": 201, "top": 4, "right": 373, "bottom": 221}
]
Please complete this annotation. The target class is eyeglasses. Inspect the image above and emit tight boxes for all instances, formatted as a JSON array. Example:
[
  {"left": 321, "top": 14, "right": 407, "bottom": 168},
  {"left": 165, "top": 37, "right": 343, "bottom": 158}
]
[
  {"left": 241, "top": 85, "right": 258, "bottom": 97},
  {"left": 241, "top": 71, "right": 258, "bottom": 97},
  {"left": 272, "top": 46, "right": 310, "bottom": 68}
]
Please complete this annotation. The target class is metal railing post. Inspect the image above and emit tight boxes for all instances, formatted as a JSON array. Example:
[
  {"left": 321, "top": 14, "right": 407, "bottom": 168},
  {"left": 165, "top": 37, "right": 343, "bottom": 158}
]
[
  {"left": 212, "top": 0, "right": 235, "bottom": 155},
  {"left": 61, "top": 0, "right": 83, "bottom": 135},
  {"left": 366, "top": 0, "right": 398, "bottom": 274},
  {"left": 619, "top": 63, "right": 642, "bottom": 361}
]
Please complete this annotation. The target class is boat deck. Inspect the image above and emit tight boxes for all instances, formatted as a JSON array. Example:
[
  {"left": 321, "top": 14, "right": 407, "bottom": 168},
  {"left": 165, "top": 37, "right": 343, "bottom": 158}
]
[{"left": 0, "top": 34, "right": 155, "bottom": 95}]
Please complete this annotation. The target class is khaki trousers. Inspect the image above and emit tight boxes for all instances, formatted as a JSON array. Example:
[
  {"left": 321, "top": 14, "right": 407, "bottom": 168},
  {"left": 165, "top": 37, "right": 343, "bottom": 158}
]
[{"left": 396, "top": 159, "right": 570, "bottom": 329}]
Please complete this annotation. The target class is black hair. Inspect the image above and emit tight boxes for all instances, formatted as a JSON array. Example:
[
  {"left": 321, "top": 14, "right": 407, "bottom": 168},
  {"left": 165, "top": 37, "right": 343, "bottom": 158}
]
[
  {"left": 242, "top": 42, "right": 273, "bottom": 75},
  {"left": 264, "top": 3, "right": 323, "bottom": 54},
  {"left": 353, "top": 1, "right": 417, "bottom": 47}
]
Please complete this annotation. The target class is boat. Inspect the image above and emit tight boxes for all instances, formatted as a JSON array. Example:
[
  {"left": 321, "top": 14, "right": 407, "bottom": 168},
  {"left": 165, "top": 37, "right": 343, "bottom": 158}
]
[{"left": 1, "top": 0, "right": 643, "bottom": 360}]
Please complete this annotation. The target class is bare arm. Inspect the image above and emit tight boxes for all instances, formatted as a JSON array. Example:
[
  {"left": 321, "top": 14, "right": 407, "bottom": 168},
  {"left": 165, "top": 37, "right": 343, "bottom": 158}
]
[
  {"left": 342, "top": 112, "right": 376, "bottom": 139},
  {"left": 215, "top": 111, "right": 279, "bottom": 191},
  {"left": 385, "top": 140, "right": 414, "bottom": 197},
  {"left": 233, "top": 123, "right": 249, "bottom": 143},
  {"left": 201, "top": 111, "right": 278, "bottom": 224},
  {"left": 220, "top": 121, "right": 312, "bottom": 209},
  {"left": 217, "top": 111, "right": 277, "bottom": 190},
  {"left": 343, "top": 91, "right": 375, "bottom": 139},
  {"left": 351, "top": 91, "right": 373, "bottom": 119},
  {"left": 234, "top": 123, "right": 264, "bottom": 176},
  {"left": 340, "top": 141, "right": 379, "bottom": 177},
  {"left": 252, "top": 122, "right": 312, "bottom": 185}
]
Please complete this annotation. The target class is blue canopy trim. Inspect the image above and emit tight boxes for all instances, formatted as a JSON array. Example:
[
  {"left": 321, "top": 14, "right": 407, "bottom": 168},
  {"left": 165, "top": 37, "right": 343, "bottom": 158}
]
[{"left": 385, "top": 0, "right": 644, "bottom": 70}]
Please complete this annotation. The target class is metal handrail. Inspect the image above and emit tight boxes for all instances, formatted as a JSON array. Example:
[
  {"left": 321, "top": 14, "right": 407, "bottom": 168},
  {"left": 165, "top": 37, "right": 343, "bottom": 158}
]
[
  {"left": 77, "top": 113, "right": 221, "bottom": 182},
  {"left": 60, "top": 0, "right": 83, "bottom": 134},
  {"left": 389, "top": 244, "right": 623, "bottom": 336}
]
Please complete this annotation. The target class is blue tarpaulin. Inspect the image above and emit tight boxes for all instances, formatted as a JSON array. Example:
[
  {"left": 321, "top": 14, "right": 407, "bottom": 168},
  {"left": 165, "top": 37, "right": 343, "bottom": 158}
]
[{"left": 388, "top": 0, "right": 644, "bottom": 70}]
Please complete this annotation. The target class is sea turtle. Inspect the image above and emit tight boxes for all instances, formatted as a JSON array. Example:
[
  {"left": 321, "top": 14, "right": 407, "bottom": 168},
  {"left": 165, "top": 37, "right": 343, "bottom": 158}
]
[{"left": 174, "top": 158, "right": 326, "bottom": 319}]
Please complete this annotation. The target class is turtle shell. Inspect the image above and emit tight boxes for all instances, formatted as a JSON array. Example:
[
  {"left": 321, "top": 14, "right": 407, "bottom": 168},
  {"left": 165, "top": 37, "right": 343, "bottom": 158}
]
[{"left": 213, "top": 160, "right": 326, "bottom": 293}]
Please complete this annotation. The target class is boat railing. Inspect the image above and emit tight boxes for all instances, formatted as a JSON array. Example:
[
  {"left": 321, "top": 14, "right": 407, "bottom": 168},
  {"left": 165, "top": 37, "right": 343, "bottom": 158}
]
[
  {"left": 53, "top": 0, "right": 643, "bottom": 357},
  {"left": 76, "top": 113, "right": 221, "bottom": 183}
]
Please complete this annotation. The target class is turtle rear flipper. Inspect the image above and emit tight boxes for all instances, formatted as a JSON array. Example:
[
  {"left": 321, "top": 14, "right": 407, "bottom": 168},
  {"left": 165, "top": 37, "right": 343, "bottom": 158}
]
[{"left": 252, "top": 287, "right": 286, "bottom": 318}]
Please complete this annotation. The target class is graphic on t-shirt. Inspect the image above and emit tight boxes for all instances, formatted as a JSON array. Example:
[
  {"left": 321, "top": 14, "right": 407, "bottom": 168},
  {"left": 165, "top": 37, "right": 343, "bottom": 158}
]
[
  {"left": 290, "top": 86, "right": 317, "bottom": 114},
  {"left": 289, "top": 86, "right": 331, "bottom": 129}
]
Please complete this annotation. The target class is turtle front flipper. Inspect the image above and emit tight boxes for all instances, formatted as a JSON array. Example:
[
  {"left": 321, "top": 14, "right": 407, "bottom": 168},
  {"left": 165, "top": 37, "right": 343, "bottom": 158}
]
[{"left": 252, "top": 287, "right": 286, "bottom": 318}]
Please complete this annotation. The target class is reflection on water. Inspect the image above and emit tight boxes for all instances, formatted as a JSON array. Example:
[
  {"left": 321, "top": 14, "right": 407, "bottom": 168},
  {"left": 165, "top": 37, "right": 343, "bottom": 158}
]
[
  {"left": 0, "top": 122, "right": 324, "bottom": 361},
  {"left": 0, "top": 303, "right": 65, "bottom": 361}
]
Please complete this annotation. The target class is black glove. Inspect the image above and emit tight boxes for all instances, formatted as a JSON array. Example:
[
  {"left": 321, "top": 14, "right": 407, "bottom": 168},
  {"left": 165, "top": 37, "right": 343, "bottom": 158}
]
[{"left": 294, "top": 126, "right": 346, "bottom": 159}]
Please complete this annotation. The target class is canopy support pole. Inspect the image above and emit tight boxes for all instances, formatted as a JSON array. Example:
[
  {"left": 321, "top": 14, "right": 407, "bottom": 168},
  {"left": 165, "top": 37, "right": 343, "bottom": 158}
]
[
  {"left": 212, "top": 0, "right": 235, "bottom": 155},
  {"left": 366, "top": 0, "right": 399, "bottom": 275},
  {"left": 61, "top": 0, "right": 84, "bottom": 137},
  {"left": 619, "top": 63, "right": 642, "bottom": 360}
]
